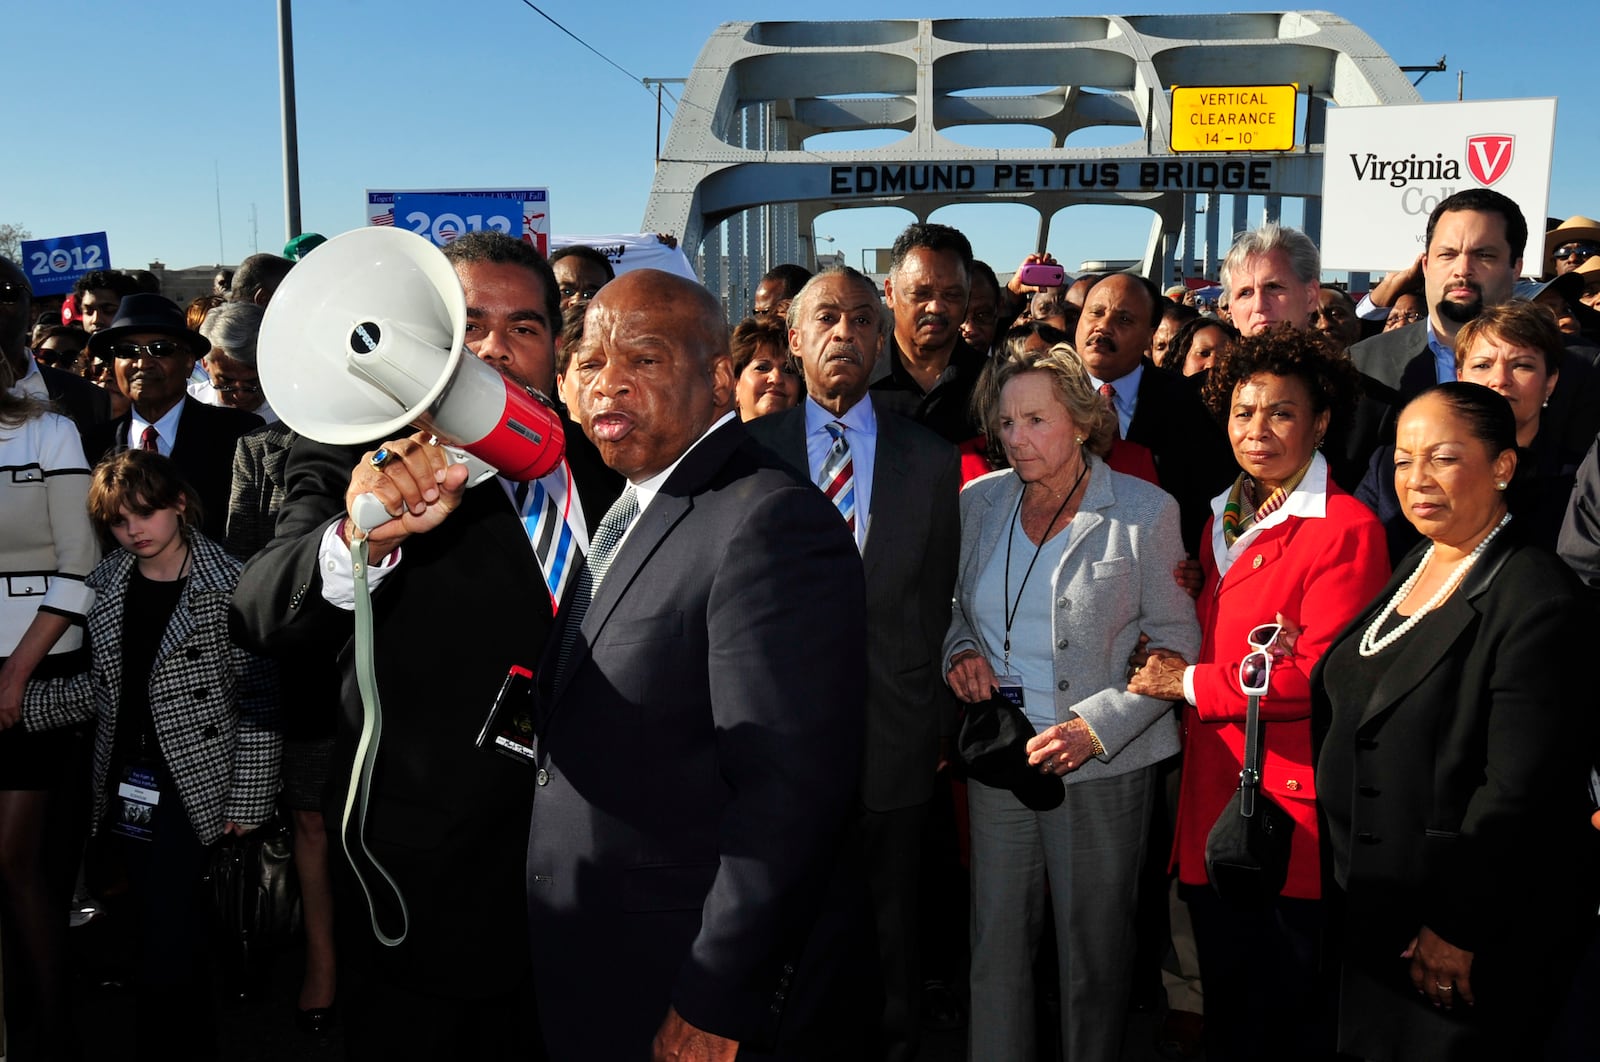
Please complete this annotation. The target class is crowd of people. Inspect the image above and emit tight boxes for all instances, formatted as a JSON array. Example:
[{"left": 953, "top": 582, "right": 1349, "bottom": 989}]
[{"left": 0, "top": 190, "right": 1597, "bottom": 1062}]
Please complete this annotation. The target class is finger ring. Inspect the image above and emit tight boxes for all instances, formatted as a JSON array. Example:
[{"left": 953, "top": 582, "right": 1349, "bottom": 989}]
[
  {"left": 1435, "top": 982, "right": 1453, "bottom": 991},
  {"left": 370, "top": 447, "right": 395, "bottom": 469}
]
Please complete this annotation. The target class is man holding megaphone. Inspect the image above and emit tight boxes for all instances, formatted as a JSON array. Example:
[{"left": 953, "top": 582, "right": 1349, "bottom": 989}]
[{"left": 233, "top": 231, "right": 622, "bottom": 1059}]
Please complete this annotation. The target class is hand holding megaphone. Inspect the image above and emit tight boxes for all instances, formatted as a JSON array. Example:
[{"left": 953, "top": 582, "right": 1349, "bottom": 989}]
[
  {"left": 257, "top": 227, "right": 566, "bottom": 522},
  {"left": 338, "top": 433, "right": 472, "bottom": 559}
]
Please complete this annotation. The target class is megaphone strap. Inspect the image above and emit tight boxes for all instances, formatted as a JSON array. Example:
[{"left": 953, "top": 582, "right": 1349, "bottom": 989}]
[{"left": 340, "top": 536, "right": 411, "bottom": 947}]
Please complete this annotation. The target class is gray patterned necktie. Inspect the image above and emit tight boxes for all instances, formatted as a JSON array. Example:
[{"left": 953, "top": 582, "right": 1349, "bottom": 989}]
[{"left": 554, "top": 485, "right": 639, "bottom": 685}]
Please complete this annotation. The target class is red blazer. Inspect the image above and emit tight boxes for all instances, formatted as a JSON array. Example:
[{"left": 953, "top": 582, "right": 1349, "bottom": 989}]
[{"left": 1173, "top": 473, "right": 1389, "bottom": 899}]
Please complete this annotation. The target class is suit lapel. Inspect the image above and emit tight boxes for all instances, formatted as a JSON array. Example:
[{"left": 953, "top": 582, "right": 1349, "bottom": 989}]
[
  {"left": 861, "top": 408, "right": 909, "bottom": 578},
  {"left": 472, "top": 482, "right": 547, "bottom": 606},
  {"left": 1055, "top": 458, "right": 1111, "bottom": 561},
  {"left": 169, "top": 398, "right": 200, "bottom": 463},
  {"left": 1355, "top": 535, "right": 1512, "bottom": 729},
  {"left": 547, "top": 419, "right": 742, "bottom": 707},
  {"left": 1214, "top": 524, "right": 1291, "bottom": 596}
]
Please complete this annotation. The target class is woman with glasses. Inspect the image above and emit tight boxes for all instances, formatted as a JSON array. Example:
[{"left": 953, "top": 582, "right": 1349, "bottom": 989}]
[
  {"left": 945, "top": 344, "right": 1199, "bottom": 1061},
  {"left": 729, "top": 315, "right": 803, "bottom": 421},
  {"left": 1310, "top": 382, "right": 1597, "bottom": 1060},
  {"left": 1129, "top": 328, "right": 1390, "bottom": 1059}
]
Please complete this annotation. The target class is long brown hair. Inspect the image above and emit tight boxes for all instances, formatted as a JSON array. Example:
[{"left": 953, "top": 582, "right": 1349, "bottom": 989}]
[
  {"left": 0, "top": 354, "right": 50, "bottom": 428},
  {"left": 87, "top": 451, "right": 204, "bottom": 539}
]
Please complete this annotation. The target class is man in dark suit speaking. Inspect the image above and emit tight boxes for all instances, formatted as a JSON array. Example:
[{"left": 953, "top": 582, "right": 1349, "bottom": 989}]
[{"left": 529, "top": 269, "right": 869, "bottom": 1060}]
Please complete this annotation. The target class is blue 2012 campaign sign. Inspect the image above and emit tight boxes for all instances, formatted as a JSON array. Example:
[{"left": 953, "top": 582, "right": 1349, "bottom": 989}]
[
  {"left": 19, "top": 232, "right": 111, "bottom": 296},
  {"left": 391, "top": 195, "right": 519, "bottom": 248}
]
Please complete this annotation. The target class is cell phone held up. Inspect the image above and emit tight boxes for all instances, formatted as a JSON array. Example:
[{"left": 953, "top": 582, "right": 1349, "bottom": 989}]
[
  {"left": 1016, "top": 262, "right": 1065, "bottom": 289},
  {"left": 476, "top": 665, "right": 537, "bottom": 764}
]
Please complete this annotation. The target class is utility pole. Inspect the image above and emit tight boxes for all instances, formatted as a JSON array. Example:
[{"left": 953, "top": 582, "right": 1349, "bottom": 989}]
[
  {"left": 642, "top": 78, "right": 687, "bottom": 163},
  {"left": 279, "top": 0, "right": 303, "bottom": 242}
]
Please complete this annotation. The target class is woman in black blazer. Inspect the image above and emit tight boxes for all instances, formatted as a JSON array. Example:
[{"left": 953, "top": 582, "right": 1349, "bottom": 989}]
[{"left": 1310, "top": 383, "right": 1599, "bottom": 1061}]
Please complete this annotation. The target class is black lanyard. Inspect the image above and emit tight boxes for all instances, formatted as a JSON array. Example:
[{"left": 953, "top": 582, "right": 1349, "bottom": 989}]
[{"left": 1002, "top": 461, "right": 1088, "bottom": 669}]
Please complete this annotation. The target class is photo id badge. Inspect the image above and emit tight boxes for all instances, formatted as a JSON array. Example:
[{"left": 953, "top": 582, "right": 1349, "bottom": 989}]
[
  {"left": 475, "top": 665, "right": 537, "bottom": 764},
  {"left": 112, "top": 764, "right": 161, "bottom": 841},
  {"left": 995, "top": 676, "right": 1025, "bottom": 710}
]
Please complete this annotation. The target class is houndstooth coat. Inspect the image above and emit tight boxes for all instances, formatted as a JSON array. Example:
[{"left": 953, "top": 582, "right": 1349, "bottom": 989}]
[{"left": 24, "top": 531, "right": 280, "bottom": 842}]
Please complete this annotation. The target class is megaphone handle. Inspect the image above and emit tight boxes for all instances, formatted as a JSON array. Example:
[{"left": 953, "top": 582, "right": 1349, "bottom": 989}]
[{"left": 351, "top": 492, "right": 394, "bottom": 534}]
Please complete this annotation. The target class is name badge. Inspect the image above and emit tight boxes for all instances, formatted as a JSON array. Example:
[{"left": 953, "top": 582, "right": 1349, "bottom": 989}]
[
  {"left": 995, "top": 675, "right": 1025, "bottom": 710},
  {"left": 112, "top": 765, "right": 161, "bottom": 841}
]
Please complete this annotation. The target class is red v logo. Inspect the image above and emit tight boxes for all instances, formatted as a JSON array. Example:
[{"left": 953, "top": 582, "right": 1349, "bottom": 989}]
[{"left": 1466, "top": 135, "right": 1514, "bottom": 186}]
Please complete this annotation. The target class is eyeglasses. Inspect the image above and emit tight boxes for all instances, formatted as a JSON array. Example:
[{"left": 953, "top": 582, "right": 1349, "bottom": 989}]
[
  {"left": 1387, "top": 310, "right": 1425, "bottom": 324},
  {"left": 1238, "top": 622, "right": 1283, "bottom": 696},
  {"left": 213, "top": 379, "right": 264, "bottom": 395},
  {"left": 111, "top": 340, "right": 187, "bottom": 361},
  {"left": 1553, "top": 244, "right": 1600, "bottom": 264},
  {"left": 0, "top": 282, "right": 26, "bottom": 304}
]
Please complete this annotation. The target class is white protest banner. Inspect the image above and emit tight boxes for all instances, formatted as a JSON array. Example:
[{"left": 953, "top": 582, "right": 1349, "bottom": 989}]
[
  {"left": 550, "top": 234, "right": 696, "bottom": 281},
  {"left": 1320, "top": 98, "right": 1555, "bottom": 273},
  {"left": 366, "top": 188, "right": 551, "bottom": 254}
]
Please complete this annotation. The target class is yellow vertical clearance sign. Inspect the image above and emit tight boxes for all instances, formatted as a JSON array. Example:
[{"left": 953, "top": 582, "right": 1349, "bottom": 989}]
[{"left": 1170, "top": 85, "right": 1297, "bottom": 152}]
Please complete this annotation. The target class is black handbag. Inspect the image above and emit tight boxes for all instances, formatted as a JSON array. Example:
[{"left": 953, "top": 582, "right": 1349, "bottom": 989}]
[
  {"left": 206, "top": 812, "right": 302, "bottom": 996},
  {"left": 956, "top": 693, "right": 1064, "bottom": 811},
  {"left": 1204, "top": 689, "right": 1294, "bottom": 905}
]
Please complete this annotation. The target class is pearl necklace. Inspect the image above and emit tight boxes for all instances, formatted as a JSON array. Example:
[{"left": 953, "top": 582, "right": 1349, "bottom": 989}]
[{"left": 1357, "top": 512, "right": 1511, "bottom": 658}]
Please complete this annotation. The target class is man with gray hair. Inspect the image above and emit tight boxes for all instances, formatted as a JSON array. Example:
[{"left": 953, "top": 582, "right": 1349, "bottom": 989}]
[
  {"left": 1219, "top": 221, "right": 1321, "bottom": 337},
  {"left": 749, "top": 263, "right": 960, "bottom": 1062},
  {"left": 196, "top": 301, "right": 274, "bottom": 422}
]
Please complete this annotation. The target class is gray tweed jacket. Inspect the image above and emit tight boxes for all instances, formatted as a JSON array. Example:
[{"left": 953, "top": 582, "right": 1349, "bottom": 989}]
[
  {"left": 944, "top": 455, "right": 1201, "bottom": 783},
  {"left": 25, "top": 532, "right": 280, "bottom": 841}
]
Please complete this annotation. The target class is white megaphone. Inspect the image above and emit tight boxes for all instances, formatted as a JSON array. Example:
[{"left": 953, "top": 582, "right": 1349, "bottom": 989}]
[{"left": 257, "top": 227, "right": 565, "bottom": 530}]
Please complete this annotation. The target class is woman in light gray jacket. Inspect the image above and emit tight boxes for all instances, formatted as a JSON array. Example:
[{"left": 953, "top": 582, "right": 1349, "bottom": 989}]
[{"left": 945, "top": 345, "right": 1199, "bottom": 1062}]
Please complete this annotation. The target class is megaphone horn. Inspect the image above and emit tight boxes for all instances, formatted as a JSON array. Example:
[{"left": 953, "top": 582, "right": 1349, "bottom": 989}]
[{"left": 257, "top": 227, "right": 565, "bottom": 527}]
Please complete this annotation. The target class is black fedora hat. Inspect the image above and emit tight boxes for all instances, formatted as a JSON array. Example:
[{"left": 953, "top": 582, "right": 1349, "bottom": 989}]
[{"left": 86, "top": 293, "right": 209, "bottom": 359}]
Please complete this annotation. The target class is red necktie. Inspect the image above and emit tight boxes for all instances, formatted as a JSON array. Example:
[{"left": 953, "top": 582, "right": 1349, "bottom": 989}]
[
  {"left": 140, "top": 426, "right": 159, "bottom": 452},
  {"left": 1099, "top": 382, "right": 1122, "bottom": 441}
]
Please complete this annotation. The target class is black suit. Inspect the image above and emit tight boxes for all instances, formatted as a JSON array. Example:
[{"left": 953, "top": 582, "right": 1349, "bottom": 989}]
[
  {"left": 1312, "top": 531, "right": 1600, "bottom": 1056},
  {"left": 36, "top": 361, "right": 110, "bottom": 438},
  {"left": 231, "top": 422, "right": 620, "bottom": 1057},
  {"left": 528, "top": 418, "right": 871, "bottom": 1059},
  {"left": 868, "top": 337, "right": 987, "bottom": 445},
  {"left": 747, "top": 398, "right": 960, "bottom": 1061},
  {"left": 87, "top": 397, "right": 263, "bottom": 540},
  {"left": 1123, "top": 361, "right": 1236, "bottom": 554},
  {"left": 1340, "top": 320, "right": 1600, "bottom": 492}
]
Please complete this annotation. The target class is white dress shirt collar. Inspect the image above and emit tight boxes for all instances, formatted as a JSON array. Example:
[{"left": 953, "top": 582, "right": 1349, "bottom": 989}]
[
  {"left": 129, "top": 399, "right": 186, "bottom": 458},
  {"left": 1209, "top": 451, "right": 1330, "bottom": 577}
]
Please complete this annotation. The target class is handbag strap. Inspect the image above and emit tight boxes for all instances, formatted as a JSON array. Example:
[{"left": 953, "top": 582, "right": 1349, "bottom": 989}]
[{"left": 1238, "top": 692, "right": 1263, "bottom": 818}]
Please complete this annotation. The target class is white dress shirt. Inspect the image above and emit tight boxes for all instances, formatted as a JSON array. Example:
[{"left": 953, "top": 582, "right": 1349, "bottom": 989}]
[{"left": 802, "top": 396, "right": 877, "bottom": 551}]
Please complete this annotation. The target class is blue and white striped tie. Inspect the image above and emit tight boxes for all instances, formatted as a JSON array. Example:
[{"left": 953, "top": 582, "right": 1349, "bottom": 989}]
[{"left": 818, "top": 421, "right": 857, "bottom": 544}]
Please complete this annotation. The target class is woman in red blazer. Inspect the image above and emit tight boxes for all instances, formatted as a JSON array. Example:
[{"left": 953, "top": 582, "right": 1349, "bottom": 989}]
[{"left": 1131, "top": 328, "right": 1390, "bottom": 1060}]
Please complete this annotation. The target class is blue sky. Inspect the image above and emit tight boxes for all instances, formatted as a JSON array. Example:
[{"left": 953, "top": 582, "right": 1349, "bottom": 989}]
[{"left": 7, "top": 2, "right": 1590, "bottom": 280}]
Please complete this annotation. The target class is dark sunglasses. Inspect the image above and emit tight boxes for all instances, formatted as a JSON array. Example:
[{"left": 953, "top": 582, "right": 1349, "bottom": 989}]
[
  {"left": 112, "top": 339, "right": 188, "bottom": 361},
  {"left": 1553, "top": 244, "right": 1600, "bottom": 263},
  {"left": 0, "top": 282, "right": 26, "bottom": 303}
]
